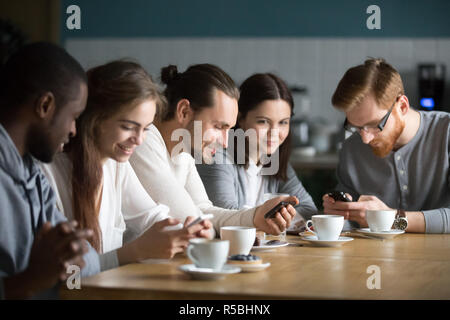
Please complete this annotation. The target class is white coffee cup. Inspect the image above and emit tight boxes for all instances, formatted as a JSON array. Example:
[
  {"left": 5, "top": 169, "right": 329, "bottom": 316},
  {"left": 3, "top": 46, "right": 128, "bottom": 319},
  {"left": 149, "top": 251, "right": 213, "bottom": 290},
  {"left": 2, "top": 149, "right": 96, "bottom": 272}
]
[
  {"left": 220, "top": 226, "right": 256, "bottom": 255},
  {"left": 186, "top": 238, "right": 229, "bottom": 270},
  {"left": 366, "top": 210, "right": 396, "bottom": 232},
  {"left": 305, "top": 215, "right": 344, "bottom": 241}
]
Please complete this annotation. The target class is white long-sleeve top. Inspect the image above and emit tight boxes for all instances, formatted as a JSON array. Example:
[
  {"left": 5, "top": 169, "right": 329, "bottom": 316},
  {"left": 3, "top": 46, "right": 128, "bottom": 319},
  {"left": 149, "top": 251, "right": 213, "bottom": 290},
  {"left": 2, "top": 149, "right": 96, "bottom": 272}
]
[
  {"left": 129, "top": 124, "right": 256, "bottom": 235},
  {"left": 40, "top": 153, "right": 170, "bottom": 254}
]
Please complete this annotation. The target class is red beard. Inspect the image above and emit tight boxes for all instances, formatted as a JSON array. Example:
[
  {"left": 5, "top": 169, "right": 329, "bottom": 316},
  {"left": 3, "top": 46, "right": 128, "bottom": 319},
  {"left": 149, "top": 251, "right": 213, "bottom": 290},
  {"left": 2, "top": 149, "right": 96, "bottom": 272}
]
[{"left": 369, "top": 112, "right": 405, "bottom": 158}]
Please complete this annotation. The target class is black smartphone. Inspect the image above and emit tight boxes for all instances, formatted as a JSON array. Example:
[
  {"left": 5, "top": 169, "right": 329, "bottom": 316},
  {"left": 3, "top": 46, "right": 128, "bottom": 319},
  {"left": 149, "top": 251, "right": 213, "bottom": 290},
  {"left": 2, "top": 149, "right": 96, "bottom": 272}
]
[
  {"left": 264, "top": 201, "right": 295, "bottom": 219},
  {"left": 327, "top": 191, "right": 352, "bottom": 202}
]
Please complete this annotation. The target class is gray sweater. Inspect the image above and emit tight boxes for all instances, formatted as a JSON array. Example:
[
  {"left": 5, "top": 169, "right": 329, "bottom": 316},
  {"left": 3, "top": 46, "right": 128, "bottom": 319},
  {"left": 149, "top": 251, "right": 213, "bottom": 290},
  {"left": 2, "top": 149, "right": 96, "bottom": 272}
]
[
  {"left": 336, "top": 111, "right": 450, "bottom": 233},
  {"left": 196, "top": 148, "right": 317, "bottom": 222},
  {"left": 0, "top": 124, "right": 100, "bottom": 299}
]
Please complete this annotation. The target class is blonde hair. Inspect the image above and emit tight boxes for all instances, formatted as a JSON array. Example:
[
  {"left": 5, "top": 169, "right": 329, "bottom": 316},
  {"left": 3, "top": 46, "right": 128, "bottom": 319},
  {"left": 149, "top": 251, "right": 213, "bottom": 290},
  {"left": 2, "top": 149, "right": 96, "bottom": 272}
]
[{"left": 332, "top": 58, "right": 404, "bottom": 112}]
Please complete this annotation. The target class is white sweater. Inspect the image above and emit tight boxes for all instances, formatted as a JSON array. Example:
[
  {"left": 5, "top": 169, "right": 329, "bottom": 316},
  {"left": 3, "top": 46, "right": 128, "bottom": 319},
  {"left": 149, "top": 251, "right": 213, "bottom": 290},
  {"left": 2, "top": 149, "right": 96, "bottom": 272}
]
[
  {"left": 130, "top": 124, "right": 256, "bottom": 234},
  {"left": 40, "top": 153, "right": 170, "bottom": 254}
]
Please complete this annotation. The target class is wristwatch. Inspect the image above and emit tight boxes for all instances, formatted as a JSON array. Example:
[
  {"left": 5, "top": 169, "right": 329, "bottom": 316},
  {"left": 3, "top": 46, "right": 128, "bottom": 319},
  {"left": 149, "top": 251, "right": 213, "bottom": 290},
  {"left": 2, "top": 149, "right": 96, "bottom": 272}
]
[{"left": 393, "top": 209, "right": 408, "bottom": 231}]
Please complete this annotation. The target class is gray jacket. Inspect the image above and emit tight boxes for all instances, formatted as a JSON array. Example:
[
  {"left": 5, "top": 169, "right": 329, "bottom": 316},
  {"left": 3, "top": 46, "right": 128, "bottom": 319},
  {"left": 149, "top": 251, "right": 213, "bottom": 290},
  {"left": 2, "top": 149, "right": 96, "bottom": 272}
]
[
  {"left": 0, "top": 124, "right": 100, "bottom": 299},
  {"left": 196, "top": 148, "right": 317, "bottom": 222}
]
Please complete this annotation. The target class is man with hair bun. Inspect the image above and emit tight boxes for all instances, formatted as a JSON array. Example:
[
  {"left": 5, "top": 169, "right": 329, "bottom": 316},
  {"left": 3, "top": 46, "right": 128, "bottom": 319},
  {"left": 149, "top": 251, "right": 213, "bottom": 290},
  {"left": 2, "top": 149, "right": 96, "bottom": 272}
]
[
  {"left": 323, "top": 58, "right": 450, "bottom": 234},
  {"left": 130, "top": 63, "right": 299, "bottom": 237}
]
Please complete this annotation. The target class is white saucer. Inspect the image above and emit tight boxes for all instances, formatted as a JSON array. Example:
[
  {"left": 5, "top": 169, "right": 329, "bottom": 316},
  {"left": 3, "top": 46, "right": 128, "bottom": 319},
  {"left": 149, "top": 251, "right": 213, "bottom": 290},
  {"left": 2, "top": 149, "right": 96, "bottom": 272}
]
[
  {"left": 178, "top": 264, "right": 241, "bottom": 280},
  {"left": 300, "top": 235, "right": 354, "bottom": 247},
  {"left": 356, "top": 228, "right": 405, "bottom": 239},
  {"left": 228, "top": 262, "right": 271, "bottom": 273},
  {"left": 251, "top": 240, "right": 289, "bottom": 252}
]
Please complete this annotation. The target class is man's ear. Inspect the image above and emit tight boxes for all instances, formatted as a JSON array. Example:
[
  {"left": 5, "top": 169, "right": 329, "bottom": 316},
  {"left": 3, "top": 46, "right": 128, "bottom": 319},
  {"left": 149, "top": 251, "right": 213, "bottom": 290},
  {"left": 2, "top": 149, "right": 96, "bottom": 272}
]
[
  {"left": 35, "top": 92, "right": 56, "bottom": 120},
  {"left": 398, "top": 95, "right": 410, "bottom": 116},
  {"left": 175, "top": 99, "right": 193, "bottom": 125}
]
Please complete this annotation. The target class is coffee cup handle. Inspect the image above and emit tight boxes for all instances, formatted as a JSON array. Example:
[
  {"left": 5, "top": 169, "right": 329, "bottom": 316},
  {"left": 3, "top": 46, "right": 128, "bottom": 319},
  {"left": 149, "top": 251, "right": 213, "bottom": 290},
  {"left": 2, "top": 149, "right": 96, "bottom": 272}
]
[
  {"left": 186, "top": 245, "right": 199, "bottom": 266},
  {"left": 305, "top": 220, "right": 316, "bottom": 236}
]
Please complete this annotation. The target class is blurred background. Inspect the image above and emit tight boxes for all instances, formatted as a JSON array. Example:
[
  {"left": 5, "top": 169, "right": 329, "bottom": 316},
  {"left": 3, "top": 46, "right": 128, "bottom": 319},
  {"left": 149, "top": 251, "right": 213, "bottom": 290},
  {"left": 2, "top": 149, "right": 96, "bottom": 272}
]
[{"left": 2, "top": 0, "right": 450, "bottom": 207}]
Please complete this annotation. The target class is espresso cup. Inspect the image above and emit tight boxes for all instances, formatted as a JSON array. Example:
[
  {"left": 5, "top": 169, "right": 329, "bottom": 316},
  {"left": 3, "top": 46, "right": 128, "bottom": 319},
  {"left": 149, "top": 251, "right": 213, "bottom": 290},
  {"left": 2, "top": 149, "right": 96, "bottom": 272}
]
[
  {"left": 220, "top": 226, "right": 256, "bottom": 255},
  {"left": 186, "top": 238, "right": 229, "bottom": 270},
  {"left": 305, "top": 215, "right": 344, "bottom": 241},
  {"left": 366, "top": 210, "right": 396, "bottom": 232}
]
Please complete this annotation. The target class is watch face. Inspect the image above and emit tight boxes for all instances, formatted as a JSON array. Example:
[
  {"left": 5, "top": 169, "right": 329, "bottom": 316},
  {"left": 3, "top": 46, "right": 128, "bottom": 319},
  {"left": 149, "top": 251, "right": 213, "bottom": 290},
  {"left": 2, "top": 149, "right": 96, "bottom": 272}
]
[{"left": 395, "top": 217, "right": 408, "bottom": 230}]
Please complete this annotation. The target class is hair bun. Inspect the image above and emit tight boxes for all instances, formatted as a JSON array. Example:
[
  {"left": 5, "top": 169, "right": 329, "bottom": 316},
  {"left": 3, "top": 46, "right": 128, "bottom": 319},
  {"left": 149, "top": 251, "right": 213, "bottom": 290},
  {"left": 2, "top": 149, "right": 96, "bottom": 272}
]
[{"left": 161, "top": 65, "right": 179, "bottom": 85}]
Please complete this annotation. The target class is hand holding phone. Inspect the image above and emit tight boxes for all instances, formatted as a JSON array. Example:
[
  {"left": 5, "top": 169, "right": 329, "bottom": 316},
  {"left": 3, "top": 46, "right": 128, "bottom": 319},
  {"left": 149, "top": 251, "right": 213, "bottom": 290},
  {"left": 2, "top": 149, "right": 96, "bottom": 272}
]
[
  {"left": 327, "top": 191, "right": 352, "bottom": 202},
  {"left": 186, "top": 214, "right": 214, "bottom": 228},
  {"left": 264, "top": 201, "right": 296, "bottom": 219}
]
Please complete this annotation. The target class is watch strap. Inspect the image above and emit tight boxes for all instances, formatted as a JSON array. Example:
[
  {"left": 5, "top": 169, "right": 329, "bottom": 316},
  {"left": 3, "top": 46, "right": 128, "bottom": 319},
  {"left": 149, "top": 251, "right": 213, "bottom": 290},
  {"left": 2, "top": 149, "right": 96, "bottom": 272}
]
[{"left": 397, "top": 209, "right": 406, "bottom": 219}]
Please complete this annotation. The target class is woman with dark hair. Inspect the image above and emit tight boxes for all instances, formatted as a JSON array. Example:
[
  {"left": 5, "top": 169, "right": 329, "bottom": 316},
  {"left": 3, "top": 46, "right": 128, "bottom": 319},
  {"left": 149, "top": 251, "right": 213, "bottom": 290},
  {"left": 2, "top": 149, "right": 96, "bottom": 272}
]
[
  {"left": 130, "top": 64, "right": 299, "bottom": 237},
  {"left": 197, "top": 73, "right": 317, "bottom": 231},
  {"left": 41, "top": 60, "right": 210, "bottom": 270}
]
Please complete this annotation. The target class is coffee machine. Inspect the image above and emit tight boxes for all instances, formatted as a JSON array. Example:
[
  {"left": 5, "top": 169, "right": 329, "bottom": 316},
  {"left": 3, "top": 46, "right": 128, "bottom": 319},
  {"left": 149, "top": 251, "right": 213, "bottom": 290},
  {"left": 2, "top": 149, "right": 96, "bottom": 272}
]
[
  {"left": 290, "top": 86, "right": 311, "bottom": 148},
  {"left": 418, "top": 64, "right": 446, "bottom": 111}
]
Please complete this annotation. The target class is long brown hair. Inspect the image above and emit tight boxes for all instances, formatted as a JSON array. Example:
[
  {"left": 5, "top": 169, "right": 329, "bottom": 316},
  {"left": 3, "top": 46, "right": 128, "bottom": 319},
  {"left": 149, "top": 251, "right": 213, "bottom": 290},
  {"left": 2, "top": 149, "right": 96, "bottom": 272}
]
[
  {"left": 65, "top": 60, "right": 165, "bottom": 252},
  {"left": 233, "top": 73, "right": 294, "bottom": 181}
]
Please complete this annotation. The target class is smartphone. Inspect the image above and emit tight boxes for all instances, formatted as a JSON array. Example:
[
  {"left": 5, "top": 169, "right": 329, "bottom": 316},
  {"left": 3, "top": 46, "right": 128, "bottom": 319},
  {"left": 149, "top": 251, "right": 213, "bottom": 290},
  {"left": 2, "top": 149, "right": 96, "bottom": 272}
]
[
  {"left": 264, "top": 201, "right": 295, "bottom": 219},
  {"left": 327, "top": 191, "right": 351, "bottom": 202},
  {"left": 186, "top": 213, "right": 214, "bottom": 228}
]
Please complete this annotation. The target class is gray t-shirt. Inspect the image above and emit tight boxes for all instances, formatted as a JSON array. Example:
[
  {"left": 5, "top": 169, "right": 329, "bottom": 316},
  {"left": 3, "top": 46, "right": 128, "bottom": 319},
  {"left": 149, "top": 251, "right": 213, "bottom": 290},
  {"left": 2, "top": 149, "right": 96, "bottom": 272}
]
[{"left": 336, "top": 110, "right": 450, "bottom": 233}]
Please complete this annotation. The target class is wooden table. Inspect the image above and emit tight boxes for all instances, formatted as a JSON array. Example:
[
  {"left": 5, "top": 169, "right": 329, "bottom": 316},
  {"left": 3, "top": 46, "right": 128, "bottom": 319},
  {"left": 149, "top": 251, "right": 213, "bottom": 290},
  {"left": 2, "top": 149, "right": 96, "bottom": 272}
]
[{"left": 61, "top": 233, "right": 450, "bottom": 300}]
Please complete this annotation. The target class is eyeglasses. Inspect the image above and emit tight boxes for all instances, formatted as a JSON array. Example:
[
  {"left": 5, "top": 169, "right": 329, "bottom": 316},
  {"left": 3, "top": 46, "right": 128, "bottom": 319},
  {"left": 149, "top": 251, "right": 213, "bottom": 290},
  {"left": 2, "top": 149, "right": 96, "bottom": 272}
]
[{"left": 343, "top": 96, "right": 401, "bottom": 134}]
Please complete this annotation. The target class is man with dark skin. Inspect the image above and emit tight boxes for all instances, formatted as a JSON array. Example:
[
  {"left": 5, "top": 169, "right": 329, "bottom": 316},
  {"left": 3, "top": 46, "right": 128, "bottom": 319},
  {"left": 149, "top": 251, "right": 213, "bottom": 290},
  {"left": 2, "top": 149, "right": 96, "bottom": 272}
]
[{"left": 0, "top": 42, "right": 99, "bottom": 299}]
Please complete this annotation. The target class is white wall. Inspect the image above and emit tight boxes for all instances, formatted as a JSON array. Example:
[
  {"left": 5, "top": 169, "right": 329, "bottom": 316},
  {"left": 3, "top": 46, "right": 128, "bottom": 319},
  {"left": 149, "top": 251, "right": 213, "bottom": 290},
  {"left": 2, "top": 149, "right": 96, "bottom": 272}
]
[{"left": 66, "top": 37, "right": 450, "bottom": 124}]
